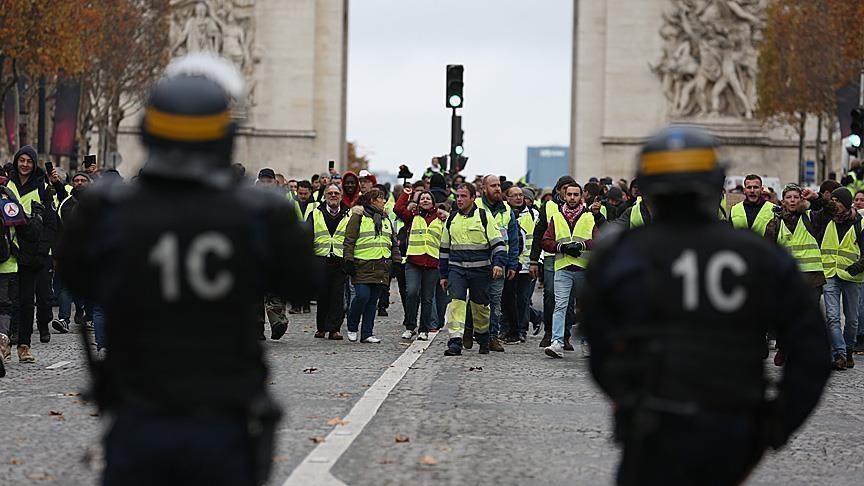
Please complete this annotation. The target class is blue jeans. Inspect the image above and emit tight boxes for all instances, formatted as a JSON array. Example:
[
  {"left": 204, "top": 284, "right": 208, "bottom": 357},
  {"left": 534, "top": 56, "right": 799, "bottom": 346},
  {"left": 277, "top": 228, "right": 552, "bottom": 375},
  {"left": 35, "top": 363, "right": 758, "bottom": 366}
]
[
  {"left": 824, "top": 276, "right": 859, "bottom": 357},
  {"left": 552, "top": 269, "right": 586, "bottom": 345},
  {"left": 404, "top": 263, "right": 438, "bottom": 332},
  {"left": 347, "top": 283, "right": 384, "bottom": 340},
  {"left": 488, "top": 276, "right": 505, "bottom": 336},
  {"left": 515, "top": 273, "right": 536, "bottom": 337},
  {"left": 857, "top": 283, "right": 864, "bottom": 339},
  {"left": 429, "top": 278, "right": 449, "bottom": 330},
  {"left": 93, "top": 306, "right": 107, "bottom": 350},
  {"left": 55, "top": 275, "right": 84, "bottom": 322},
  {"left": 103, "top": 409, "right": 254, "bottom": 486}
]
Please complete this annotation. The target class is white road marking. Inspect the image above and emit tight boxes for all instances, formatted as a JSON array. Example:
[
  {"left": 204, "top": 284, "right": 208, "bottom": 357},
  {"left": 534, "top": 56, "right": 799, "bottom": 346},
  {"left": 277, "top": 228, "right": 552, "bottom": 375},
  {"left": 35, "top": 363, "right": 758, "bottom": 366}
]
[
  {"left": 283, "top": 333, "right": 439, "bottom": 486},
  {"left": 45, "top": 361, "right": 72, "bottom": 370}
]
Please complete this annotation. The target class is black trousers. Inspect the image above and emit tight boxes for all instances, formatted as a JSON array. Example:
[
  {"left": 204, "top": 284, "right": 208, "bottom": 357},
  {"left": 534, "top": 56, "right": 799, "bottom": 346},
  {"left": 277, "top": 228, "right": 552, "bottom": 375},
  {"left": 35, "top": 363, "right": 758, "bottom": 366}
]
[
  {"left": 617, "top": 411, "right": 764, "bottom": 486},
  {"left": 316, "top": 257, "right": 346, "bottom": 332},
  {"left": 17, "top": 258, "right": 53, "bottom": 346}
]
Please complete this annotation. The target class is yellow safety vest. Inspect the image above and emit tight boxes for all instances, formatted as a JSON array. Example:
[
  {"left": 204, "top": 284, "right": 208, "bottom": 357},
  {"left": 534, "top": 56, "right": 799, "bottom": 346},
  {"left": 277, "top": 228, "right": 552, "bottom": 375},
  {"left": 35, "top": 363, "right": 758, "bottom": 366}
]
[
  {"left": 730, "top": 202, "right": 775, "bottom": 236},
  {"left": 476, "top": 198, "right": 512, "bottom": 245},
  {"left": 630, "top": 199, "right": 645, "bottom": 228},
  {"left": 296, "top": 201, "right": 315, "bottom": 221},
  {"left": 0, "top": 227, "right": 18, "bottom": 274},
  {"left": 406, "top": 215, "right": 443, "bottom": 259},
  {"left": 821, "top": 220, "right": 864, "bottom": 283},
  {"left": 517, "top": 210, "right": 536, "bottom": 266},
  {"left": 551, "top": 211, "right": 595, "bottom": 271},
  {"left": 542, "top": 200, "right": 560, "bottom": 258},
  {"left": 312, "top": 207, "right": 349, "bottom": 257},
  {"left": 353, "top": 214, "right": 393, "bottom": 261},
  {"left": 719, "top": 194, "right": 728, "bottom": 221},
  {"left": 776, "top": 213, "right": 822, "bottom": 273},
  {"left": 7, "top": 180, "right": 45, "bottom": 216}
]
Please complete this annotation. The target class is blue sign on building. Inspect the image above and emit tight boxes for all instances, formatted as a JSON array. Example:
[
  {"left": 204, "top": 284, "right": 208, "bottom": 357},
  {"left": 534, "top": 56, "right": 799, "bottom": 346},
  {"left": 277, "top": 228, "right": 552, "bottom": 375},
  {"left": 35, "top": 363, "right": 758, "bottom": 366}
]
[{"left": 526, "top": 146, "right": 569, "bottom": 190}]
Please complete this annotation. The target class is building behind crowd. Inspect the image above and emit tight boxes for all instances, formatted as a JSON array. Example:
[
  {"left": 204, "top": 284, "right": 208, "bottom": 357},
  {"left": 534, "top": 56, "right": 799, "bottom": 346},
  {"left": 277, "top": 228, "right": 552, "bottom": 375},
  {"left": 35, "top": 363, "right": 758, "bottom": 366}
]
[{"left": 526, "top": 146, "right": 569, "bottom": 190}]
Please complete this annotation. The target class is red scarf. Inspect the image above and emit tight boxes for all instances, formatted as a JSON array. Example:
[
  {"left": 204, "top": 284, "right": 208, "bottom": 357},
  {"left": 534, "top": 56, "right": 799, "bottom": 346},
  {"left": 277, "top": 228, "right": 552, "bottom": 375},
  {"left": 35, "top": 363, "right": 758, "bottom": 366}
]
[{"left": 561, "top": 203, "right": 584, "bottom": 225}]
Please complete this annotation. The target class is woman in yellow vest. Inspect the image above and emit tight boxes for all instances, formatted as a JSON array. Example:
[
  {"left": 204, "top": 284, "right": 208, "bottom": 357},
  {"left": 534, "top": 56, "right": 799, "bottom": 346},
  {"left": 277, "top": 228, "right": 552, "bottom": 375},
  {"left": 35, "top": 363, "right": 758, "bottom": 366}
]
[
  {"left": 6, "top": 146, "right": 57, "bottom": 361},
  {"left": 342, "top": 188, "right": 401, "bottom": 343},
  {"left": 311, "top": 183, "right": 350, "bottom": 340},
  {"left": 394, "top": 186, "right": 448, "bottom": 341},
  {"left": 803, "top": 186, "right": 864, "bottom": 370}
]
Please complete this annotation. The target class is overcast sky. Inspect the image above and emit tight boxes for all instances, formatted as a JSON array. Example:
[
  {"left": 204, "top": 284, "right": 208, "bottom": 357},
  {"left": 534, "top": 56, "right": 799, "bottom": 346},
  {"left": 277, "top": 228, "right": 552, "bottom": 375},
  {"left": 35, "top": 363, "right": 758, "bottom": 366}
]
[{"left": 347, "top": 0, "right": 572, "bottom": 179}]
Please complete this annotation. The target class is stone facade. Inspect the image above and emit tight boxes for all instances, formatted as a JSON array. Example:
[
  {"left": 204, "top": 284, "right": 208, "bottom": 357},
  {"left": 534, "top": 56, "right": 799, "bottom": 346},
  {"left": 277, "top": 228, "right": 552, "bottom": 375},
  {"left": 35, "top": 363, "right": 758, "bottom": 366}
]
[
  {"left": 571, "top": 0, "right": 833, "bottom": 184},
  {"left": 116, "top": 0, "right": 347, "bottom": 180}
]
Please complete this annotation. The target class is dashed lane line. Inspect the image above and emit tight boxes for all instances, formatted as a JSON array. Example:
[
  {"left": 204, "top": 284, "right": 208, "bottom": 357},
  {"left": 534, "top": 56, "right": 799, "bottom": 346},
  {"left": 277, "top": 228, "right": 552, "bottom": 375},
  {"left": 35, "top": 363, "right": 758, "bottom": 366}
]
[{"left": 282, "top": 333, "right": 440, "bottom": 486}]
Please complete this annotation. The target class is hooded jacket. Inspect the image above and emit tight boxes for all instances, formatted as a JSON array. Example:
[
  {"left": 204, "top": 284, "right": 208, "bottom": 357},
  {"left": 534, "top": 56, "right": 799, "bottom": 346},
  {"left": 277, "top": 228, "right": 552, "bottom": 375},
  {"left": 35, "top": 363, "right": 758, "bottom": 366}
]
[
  {"left": 9, "top": 148, "right": 56, "bottom": 260},
  {"left": 341, "top": 171, "right": 361, "bottom": 208}
]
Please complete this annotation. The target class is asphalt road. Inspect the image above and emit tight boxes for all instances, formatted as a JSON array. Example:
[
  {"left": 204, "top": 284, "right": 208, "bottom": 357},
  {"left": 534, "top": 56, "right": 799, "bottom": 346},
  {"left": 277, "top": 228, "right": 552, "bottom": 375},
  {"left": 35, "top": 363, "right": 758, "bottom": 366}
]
[{"left": 1, "top": 291, "right": 862, "bottom": 485}]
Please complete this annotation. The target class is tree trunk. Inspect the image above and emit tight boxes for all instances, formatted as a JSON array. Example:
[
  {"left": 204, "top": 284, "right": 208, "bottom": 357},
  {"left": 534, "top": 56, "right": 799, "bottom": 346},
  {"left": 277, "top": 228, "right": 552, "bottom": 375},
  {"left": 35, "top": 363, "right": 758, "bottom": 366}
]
[
  {"left": 815, "top": 115, "right": 822, "bottom": 180},
  {"left": 798, "top": 112, "right": 807, "bottom": 183},
  {"left": 826, "top": 116, "right": 835, "bottom": 181}
]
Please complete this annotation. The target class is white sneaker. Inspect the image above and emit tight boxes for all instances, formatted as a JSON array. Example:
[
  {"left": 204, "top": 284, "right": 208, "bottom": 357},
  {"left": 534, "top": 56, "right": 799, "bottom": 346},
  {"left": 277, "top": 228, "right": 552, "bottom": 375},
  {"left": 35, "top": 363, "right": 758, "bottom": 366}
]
[
  {"left": 544, "top": 341, "right": 564, "bottom": 359},
  {"left": 417, "top": 332, "right": 429, "bottom": 341},
  {"left": 347, "top": 332, "right": 358, "bottom": 342},
  {"left": 401, "top": 329, "right": 416, "bottom": 340},
  {"left": 580, "top": 339, "right": 591, "bottom": 357},
  {"left": 361, "top": 336, "right": 381, "bottom": 343}
]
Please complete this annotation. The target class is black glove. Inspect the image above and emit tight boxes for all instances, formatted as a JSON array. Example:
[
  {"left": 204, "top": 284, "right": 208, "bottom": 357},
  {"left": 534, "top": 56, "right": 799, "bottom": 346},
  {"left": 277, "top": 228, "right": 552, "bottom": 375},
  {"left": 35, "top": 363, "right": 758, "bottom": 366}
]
[
  {"left": 846, "top": 262, "right": 864, "bottom": 276},
  {"left": 342, "top": 259, "right": 356, "bottom": 276},
  {"left": 561, "top": 242, "right": 585, "bottom": 258}
]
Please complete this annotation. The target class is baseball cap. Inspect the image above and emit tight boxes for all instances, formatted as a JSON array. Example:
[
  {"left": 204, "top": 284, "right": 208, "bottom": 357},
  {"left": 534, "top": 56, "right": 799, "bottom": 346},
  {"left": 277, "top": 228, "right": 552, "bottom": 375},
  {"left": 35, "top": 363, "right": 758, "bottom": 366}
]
[{"left": 258, "top": 168, "right": 276, "bottom": 179}]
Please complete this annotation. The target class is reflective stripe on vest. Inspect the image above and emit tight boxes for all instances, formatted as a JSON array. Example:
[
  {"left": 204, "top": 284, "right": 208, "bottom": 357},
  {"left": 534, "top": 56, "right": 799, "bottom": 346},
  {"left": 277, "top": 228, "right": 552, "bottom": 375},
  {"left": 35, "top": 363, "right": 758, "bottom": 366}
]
[
  {"left": 312, "top": 208, "right": 348, "bottom": 257},
  {"left": 551, "top": 211, "right": 594, "bottom": 271},
  {"left": 730, "top": 202, "right": 775, "bottom": 236},
  {"left": 354, "top": 215, "right": 393, "bottom": 260},
  {"left": 518, "top": 210, "right": 536, "bottom": 265},
  {"left": 821, "top": 220, "right": 864, "bottom": 283},
  {"left": 406, "top": 215, "right": 443, "bottom": 259},
  {"left": 776, "top": 215, "right": 823, "bottom": 273}
]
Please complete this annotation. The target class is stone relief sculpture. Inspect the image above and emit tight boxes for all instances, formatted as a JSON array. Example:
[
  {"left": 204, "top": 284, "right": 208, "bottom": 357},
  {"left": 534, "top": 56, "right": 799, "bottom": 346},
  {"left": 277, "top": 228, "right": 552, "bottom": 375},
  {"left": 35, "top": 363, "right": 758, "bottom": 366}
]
[
  {"left": 169, "top": 0, "right": 260, "bottom": 109},
  {"left": 652, "top": 0, "right": 766, "bottom": 119}
]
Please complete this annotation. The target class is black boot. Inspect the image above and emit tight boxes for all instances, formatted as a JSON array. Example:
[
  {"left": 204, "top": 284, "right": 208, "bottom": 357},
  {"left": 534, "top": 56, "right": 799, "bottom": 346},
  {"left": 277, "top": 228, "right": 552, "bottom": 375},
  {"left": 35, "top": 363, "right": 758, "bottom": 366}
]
[
  {"left": 477, "top": 333, "right": 490, "bottom": 354},
  {"left": 444, "top": 337, "right": 463, "bottom": 356},
  {"left": 539, "top": 333, "right": 551, "bottom": 348},
  {"left": 463, "top": 328, "right": 474, "bottom": 349}
]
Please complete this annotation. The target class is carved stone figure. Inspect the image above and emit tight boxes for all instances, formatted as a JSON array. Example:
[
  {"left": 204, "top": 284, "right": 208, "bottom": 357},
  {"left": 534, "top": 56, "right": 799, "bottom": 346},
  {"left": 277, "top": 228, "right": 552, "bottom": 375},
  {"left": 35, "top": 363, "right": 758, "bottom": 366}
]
[
  {"left": 170, "top": 0, "right": 259, "bottom": 108},
  {"left": 652, "top": 0, "right": 766, "bottom": 119}
]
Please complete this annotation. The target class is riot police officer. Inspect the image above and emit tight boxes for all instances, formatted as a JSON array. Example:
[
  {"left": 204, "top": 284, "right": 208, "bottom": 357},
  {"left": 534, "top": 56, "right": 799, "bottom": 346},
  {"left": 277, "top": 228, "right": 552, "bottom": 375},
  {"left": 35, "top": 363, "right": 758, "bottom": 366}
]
[
  {"left": 57, "top": 54, "right": 315, "bottom": 486},
  {"left": 582, "top": 126, "right": 831, "bottom": 485}
]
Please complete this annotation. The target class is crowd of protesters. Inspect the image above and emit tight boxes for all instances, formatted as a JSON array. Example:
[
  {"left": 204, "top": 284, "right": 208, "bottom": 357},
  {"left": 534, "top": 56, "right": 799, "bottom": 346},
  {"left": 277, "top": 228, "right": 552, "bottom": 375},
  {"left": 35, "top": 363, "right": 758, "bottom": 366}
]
[{"left": 1, "top": 149, "right": 862, "bottom": 377}]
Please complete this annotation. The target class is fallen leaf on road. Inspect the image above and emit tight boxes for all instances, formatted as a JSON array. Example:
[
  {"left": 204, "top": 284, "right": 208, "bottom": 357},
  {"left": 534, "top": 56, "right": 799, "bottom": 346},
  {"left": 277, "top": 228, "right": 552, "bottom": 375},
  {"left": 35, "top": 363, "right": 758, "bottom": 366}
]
[
  {"left": 309, "top": 436, "right": 326, "bottom": 444},
  {"left": 469, "top": 366, "right": 483, "bottom": 372},
  {"left": 394, "top": 434, "right": 410, "bottom": 443},
  {"left": 48, "top": 410, "right": 63, "bottom": 416},
  {"left": 26, "top": 473, "right": 55, "bottom": 481},
  {"left": 336, "top": 392, "right": 351, "bottom": 398},
  {"left": 419, "top": 455, "right": 438, "bottom": 466},
  {"left": 326, "top": 417, "right": 348, "bottom": 426},
  {"left": 378, "top": 458, "right": 395, "bottom": 464},
  {"left": 303, "top": 367, "right": 318, "bottom": 374},
  {"left": 10, "top": 458, "right": 21, "bottom": 465}
]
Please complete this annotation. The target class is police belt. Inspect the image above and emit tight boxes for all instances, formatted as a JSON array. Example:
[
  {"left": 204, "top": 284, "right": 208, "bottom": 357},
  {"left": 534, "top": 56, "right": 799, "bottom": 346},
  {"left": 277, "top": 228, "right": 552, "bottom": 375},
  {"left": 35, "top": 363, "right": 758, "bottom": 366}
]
[{"left": 602, "top": 324, "right": 768, "bottom": 415}]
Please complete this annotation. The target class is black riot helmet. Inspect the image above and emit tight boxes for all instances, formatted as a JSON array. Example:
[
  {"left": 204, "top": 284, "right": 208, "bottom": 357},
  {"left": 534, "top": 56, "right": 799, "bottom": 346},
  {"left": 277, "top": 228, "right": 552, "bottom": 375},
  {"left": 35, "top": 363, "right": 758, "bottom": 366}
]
[
  {"left": 636, "top": 125, "right": 725, "bottom": 221},
  {"left": 140, "top": 53, "right": 244, "bottom": 187}
]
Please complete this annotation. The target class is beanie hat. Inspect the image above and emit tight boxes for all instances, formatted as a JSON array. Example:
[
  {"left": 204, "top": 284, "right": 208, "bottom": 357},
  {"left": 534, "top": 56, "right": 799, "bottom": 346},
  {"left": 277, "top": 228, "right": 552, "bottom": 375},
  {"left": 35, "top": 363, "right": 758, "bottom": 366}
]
[
  {"left": 14, "top": 145, "right": 38, "bottom": 166},
  {"left": 832, "top": 187, "right": 854, "bottom": 210},
  {"left": 429, "top": 173, "right": 447, "bottom": 191},
  {"left": 521, "top": 187, "right": 536, "bottom": 201},
  {"left": 72, "top": 172, "right": 92, "bottom": 182},
  {"left": 607, "top": 186, "right": 624, "bottom": 200},
  {"left": 554, "top": 175, "right": 575, "bottom": 193}
]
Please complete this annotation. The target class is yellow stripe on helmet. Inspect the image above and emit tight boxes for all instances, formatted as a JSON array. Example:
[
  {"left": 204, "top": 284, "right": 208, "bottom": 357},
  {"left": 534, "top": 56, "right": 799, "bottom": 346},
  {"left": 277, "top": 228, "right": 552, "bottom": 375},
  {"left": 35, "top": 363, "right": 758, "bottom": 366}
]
[
  {"left": 640, "top": 148, "right": 717, "bottom": 176},
  {"left": 144, "top": 107, "right": 230, "bottom": 142}
]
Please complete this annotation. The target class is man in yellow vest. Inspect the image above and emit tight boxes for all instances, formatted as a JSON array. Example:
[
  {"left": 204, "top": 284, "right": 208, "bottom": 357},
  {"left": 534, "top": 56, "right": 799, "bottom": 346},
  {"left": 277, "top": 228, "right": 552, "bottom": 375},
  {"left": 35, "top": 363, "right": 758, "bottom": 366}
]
[
  {"left": 529, "top": 176, "right": 578, "bottom": 349},
  {"left": 540, "top": 181, "right": 603, "bottom": 358},
  {"left": 730, "top": 174, "right": 775, "bottom": 236},
  {"left": 311, "top": 183, "right": 350, "bottom": 340},
  {"left": 290, "top": 179, "right": 316, "bottom": 314},
  {"left": 803, "top": 186, "right": 864, "bottom": 370},
  {"left": 440, "top": 183, "right": 507, "bottom": 356},
  {"left": 255, "top": 168, "right": 290, "bottom": 340},
  {"left": 502, "top": 185, "right": 538, "bottom": 343}
]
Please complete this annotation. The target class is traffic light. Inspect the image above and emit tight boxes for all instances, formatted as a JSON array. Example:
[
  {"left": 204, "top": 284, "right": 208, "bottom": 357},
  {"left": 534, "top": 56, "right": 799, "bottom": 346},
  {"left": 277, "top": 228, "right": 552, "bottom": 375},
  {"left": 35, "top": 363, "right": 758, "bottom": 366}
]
[
  {"left": 446, "top": 65, "right": 463, "bottom": 109},
  {"left": 451, "top": 115, "right": 463, "bottom": 157},
  {"left": 850, "top": 107, "right": 864, "bottom": 155},
  {"left": 452, "top": 155, "right": 468, "bottom": 174}
]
